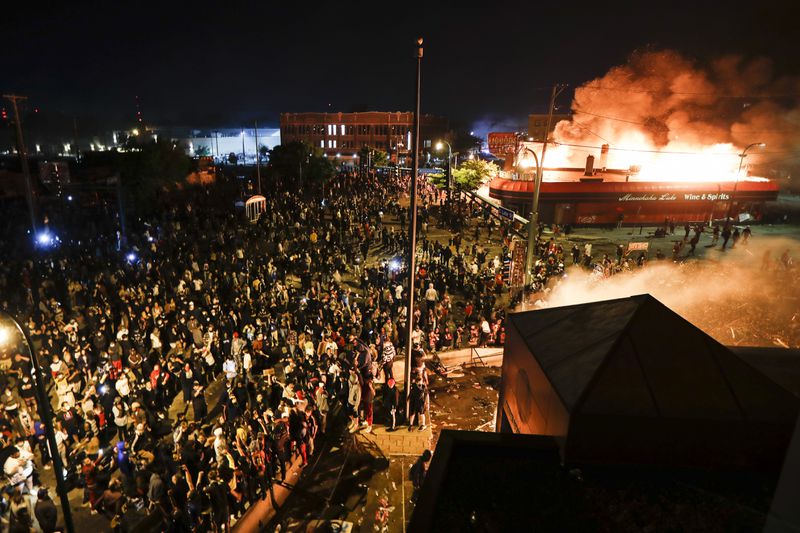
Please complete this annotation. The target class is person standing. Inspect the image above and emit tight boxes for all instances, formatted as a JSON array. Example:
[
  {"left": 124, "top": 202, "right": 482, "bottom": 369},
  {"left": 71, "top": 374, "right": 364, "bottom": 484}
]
[
  {"left": 721, "top": 225, "right": 732, "bottom": 250},
  {"left": 384, "top": 378, "right": 398, "bottom": 432},
  {"left": 34, "top": 489, "right": 58, "bottom": 533},
  {"left": 409, "top": 449, "right": 432, "bottom": 501},
  {"left": 346, "top": 369, "right": 361, "bottom": 433},
  {"left": 191, "top": 382, "right": 208, "bottom": 422},
  {"left": 361, "top": 380, "right": 375, "bottom": 434},
  {"left": 407, "top": 376, "right": 426, "bottom": 431},
  {"left": 314, "top": 383, "right": 329, "bottom": 434},
  {"left": 742, "top": 226, "right": 752, "bottom": 244}
]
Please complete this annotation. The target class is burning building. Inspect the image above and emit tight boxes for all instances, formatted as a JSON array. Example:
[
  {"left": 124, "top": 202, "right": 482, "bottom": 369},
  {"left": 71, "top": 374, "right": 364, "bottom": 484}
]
[
  {"left": 489, "top": 50, "right": 796, "bottom": 225},
  {"left": 489, "top": 152, "right": 779, "bottom": 225}
]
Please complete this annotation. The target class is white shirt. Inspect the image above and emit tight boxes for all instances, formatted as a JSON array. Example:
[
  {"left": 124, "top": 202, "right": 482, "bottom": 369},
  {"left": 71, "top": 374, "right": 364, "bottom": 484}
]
[
  {"left": 116, "top": 377, "right": 131, "bottom": 397},
  {"left": 223, "top": 359, "right": 237, "bottom": 379}
]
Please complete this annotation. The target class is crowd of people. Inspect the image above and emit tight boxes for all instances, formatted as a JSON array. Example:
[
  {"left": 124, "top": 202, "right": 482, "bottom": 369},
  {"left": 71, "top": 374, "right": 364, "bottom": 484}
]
[{"left": 0, "top": 168, "right": 509, "bottom": 532}]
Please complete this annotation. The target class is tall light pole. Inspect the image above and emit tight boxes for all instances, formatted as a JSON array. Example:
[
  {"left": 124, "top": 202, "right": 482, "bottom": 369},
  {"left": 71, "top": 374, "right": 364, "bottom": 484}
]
[
  {"left": 240, "top": 130, "right": 246, "bottom": 166},
  {"left": 0, "top": 312, "right": 75, "bottom": 533},
  {"left": 435, "top": 140, "right": 452, "bottom": 199},
  {"left": 405, "top": 37, "right": 423, "bottom": 405},
  {"left": 3, "top": 94, "right": 37, "bottom": 234},
  {"left": 520, "top": 147, "right": 542, "bottom": 287},
  {"left": 725, "top": 142, "right": 765, "bottom": 225}
]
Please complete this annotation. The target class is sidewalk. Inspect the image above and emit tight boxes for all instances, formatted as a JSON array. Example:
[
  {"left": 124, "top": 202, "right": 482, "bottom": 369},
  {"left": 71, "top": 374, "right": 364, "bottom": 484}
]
[{"left": 389, "top": 345, "right": 504, "bottom": 384}]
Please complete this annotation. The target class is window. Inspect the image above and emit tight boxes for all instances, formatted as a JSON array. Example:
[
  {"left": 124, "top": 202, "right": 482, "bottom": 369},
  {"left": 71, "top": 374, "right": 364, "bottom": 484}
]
[
  {"left": 320, "top": 140, "right": 324, "bottom": 148},
  {"left": 346, "top": 125, "right": 355, "bottom": 135},
  {"left": 340, "top": 125, "right": 345, "bottom": 135},
  {"left": 333, "top": 140, "right": 337, "bottom": 148},
  {"left": 423, "top": 140, "right": 431, "bottom": 148}
]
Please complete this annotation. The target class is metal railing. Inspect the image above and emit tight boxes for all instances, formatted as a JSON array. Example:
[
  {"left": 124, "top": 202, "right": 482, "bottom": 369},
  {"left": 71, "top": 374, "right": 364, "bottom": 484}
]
[{"left": 468, "top": 346, "right": 504, "bottom": 367}]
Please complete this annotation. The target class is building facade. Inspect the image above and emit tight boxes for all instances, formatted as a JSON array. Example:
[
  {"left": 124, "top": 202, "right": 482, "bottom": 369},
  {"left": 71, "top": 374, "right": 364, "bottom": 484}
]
[
  {"left": 181, "top": 128, "right": 281, "bottom": 163},
  {"left": 528, "top": 113, "right": 572, "bottom": 142},
  {"left": 280, "top": 112, "right": 448, "bottom": 163},
  {"left": 489, "top": 170, "right": 779, "bottom": 225}
]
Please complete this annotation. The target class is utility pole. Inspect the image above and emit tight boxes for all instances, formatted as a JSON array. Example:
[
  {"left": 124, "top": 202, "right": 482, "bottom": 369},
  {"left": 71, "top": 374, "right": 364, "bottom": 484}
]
[
  {"left": 254, "top": 121, "right": 262, "bottom": 195},
  {"left": 405, "top": 37, "right": 423, "bottom": 409},
  {"left": 525, "top": 83, "right": 566, "bottom": 286},
  {"left": 4, "top": 94, "right": 37, "bottom": 235}
]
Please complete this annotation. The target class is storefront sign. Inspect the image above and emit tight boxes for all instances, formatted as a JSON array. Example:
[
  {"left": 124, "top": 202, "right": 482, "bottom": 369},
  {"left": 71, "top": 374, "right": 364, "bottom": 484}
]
[
  {"left": 628, "top": 242, "right": 649, "bottom": 251},
  {"left": 618, "top": 193, "right": 677, "bottom": 201},
  {"left": 617, "top": 192, "right": 732, "bottom": 202},
  {"left": 683, "top": 193, "right": 731, "bottom": 201}
]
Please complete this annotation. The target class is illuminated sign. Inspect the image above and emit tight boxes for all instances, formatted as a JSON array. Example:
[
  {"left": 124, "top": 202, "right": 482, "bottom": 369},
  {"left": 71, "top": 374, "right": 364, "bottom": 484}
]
[
  {"left": 618, "top": 193, "right": 677, "bottom": 201},
  {"left": 618, "top": 192, "right": 732, "bottom": 202}
]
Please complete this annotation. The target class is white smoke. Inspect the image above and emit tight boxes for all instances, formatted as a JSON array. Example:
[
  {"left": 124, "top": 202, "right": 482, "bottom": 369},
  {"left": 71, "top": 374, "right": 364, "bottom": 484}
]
[{"left": 537, "top": 236, "right": 800, "bottom": 348}]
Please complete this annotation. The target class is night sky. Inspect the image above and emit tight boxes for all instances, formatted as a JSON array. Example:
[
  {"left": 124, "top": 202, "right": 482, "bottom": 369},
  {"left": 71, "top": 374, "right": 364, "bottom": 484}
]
[{"left": 4, "top": 1, "right": 799, "bottom": 132}]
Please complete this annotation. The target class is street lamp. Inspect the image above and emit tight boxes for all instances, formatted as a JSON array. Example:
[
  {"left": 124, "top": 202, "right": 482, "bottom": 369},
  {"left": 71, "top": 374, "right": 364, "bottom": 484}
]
[
  {"left": 240, "top": 130, "right": 246, "bottom": 165},
  {"left": 518, "top": 147, "right": 542, "bottom": 288},
  {"left": 435, "top": 140, "right": 452, "bottom": 197},
  {"left": 726, "top": 142, "right": 766, "bottom": 225},
  {"left": 0, "top": 313, "right": 75, "bottom": 533}
]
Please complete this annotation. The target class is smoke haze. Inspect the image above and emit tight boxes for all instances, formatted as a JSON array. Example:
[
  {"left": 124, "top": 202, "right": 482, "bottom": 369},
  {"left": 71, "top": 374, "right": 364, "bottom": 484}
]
[{"left": 537, "top": 236, "right": 800, "bottom": 348}]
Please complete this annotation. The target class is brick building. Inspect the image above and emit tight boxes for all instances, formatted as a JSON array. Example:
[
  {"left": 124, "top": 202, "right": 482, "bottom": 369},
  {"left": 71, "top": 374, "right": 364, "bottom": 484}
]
[
  {"left": 280, "top": 111, "right": 448, "bottom": 164},
  {"left": 528, "top": 113, "right": 572, "bottom": 142}
]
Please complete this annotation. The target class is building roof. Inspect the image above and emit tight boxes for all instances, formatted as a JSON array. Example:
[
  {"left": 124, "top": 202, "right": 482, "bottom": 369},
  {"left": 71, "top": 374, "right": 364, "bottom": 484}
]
[
  {"left": 409, "top": 430, "right": 774, "bottom": 532},
  {"left": 729, "top": 346, "right": 800, "bottom": 398},
  {"left": 509, "top": 294, "right": 799, "bottom": 421}
]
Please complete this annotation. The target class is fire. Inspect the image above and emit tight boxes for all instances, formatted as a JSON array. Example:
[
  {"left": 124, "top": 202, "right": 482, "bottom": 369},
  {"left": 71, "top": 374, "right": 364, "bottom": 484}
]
[
  {"left": 540, "top": 135, "right": 768, "bottom": 183},
  {"left": 536, "top": 50, "right": 799, "bottom": 183}
]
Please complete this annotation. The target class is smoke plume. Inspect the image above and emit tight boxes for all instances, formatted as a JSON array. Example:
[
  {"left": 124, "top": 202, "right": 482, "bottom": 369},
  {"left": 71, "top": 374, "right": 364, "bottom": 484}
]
[
  {"left": 549, "top": 50, "right": 800, "bottom": 181},
  {"left": 537, "top": 236, "right": 800, "bottom": 348}
]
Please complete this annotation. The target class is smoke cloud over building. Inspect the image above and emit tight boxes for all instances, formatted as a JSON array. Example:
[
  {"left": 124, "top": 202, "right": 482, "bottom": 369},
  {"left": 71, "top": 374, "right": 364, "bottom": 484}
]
[{"left": 547, "top": 50, "right": 800, "bottom": 182}]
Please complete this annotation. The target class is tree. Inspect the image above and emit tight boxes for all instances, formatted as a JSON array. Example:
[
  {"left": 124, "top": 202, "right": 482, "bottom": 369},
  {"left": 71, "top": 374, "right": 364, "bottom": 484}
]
[
  {"left": 358, "top": 146, "right": 388, "bottom": 168},
  {"left": 427, "top": 170, "right": 447, "bottom": 189},
  {"left": 267, "top": 141, "right": 335, "bottom": 185},
  {"left": 113, "top": 137, "right": 192, "bottom": 212},
  {"left": 228, "top": 152, "right": 238, "bottom": 165},
  {"left": 451, "top": 159, "right": 498, "bottom": 191}
]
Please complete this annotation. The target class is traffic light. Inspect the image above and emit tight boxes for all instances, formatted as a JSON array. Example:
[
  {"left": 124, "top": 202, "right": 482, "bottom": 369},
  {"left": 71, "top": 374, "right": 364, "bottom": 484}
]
[{"left": 1, "top": 108, "right": 7, "bottom": 121}]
